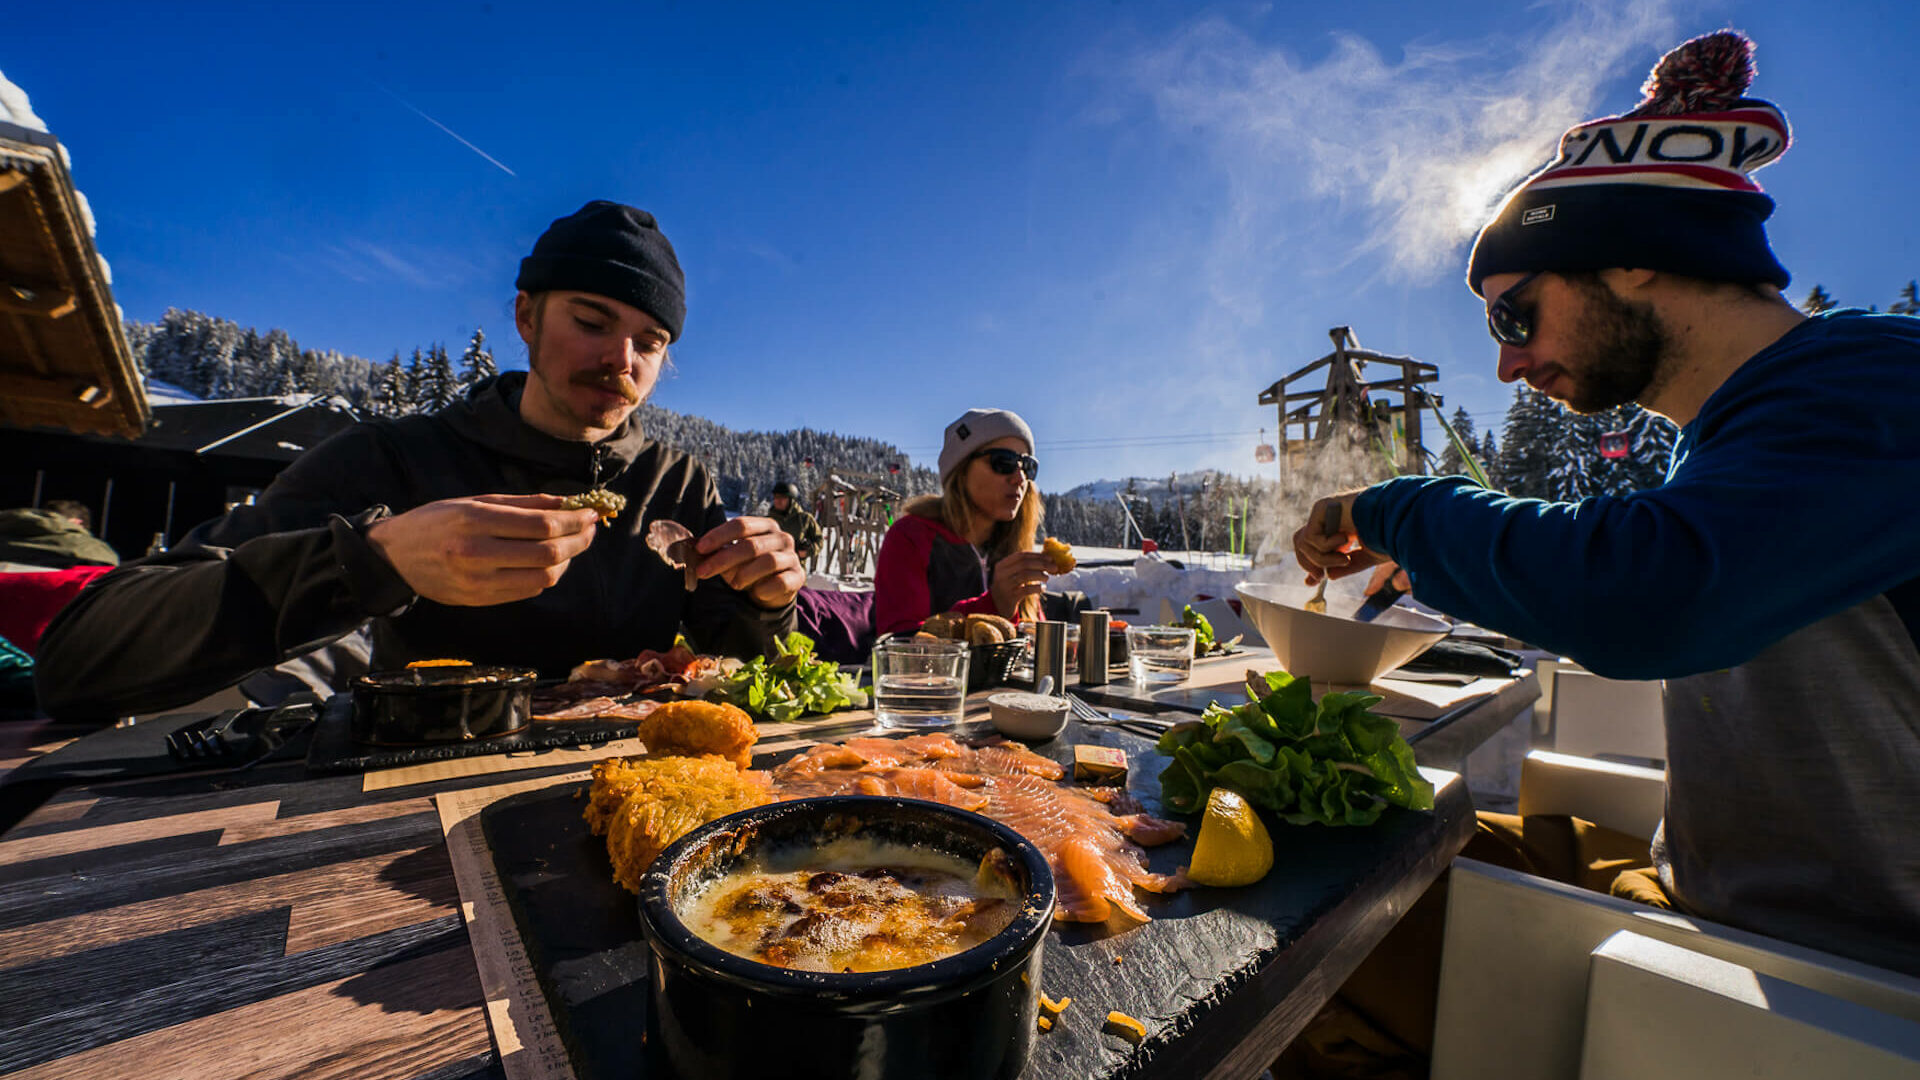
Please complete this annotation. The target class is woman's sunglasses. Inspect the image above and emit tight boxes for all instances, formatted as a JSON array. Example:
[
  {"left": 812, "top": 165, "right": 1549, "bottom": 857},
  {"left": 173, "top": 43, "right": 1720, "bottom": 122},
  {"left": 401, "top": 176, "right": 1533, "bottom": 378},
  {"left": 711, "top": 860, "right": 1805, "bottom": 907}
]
[
  {"left": 976, "top": 447, "right": 1039, "bottom": 480},
  {"left": 1486, "top": 270, "right": 1545, "bottom": 348}
]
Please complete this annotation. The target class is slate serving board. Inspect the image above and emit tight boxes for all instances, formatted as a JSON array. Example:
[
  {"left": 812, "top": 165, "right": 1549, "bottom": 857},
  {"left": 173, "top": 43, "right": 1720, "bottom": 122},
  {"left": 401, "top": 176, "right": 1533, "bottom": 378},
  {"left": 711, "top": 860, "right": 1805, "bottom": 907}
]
[
  {"left": 305, "top": 691, "right": 645, "bottom": 776},
  {"left": 478, "top": 722, "right": 1471, "bottom": 1080}
]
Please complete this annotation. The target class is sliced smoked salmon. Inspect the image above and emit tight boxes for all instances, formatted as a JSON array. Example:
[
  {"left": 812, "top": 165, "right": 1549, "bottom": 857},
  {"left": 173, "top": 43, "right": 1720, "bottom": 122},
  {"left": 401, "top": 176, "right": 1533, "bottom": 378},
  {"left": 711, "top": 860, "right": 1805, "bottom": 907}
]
[{"left": 767, "top": 733, "right": 1186, "bottom": 923}]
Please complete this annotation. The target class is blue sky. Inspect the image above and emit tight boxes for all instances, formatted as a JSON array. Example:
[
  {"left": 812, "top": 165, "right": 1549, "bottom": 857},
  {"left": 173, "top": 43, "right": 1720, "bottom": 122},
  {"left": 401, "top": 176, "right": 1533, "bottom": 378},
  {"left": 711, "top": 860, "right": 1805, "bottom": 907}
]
[{"left": 7, "top": 1, "right": 1917, "bottom": 489}]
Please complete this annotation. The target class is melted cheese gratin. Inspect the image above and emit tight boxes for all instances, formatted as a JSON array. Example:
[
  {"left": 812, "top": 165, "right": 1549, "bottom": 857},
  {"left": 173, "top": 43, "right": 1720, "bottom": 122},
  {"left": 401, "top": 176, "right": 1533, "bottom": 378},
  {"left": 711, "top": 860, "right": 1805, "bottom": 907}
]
[{"left": 680, "top": 838, "right": 1022, "bottom": 973}]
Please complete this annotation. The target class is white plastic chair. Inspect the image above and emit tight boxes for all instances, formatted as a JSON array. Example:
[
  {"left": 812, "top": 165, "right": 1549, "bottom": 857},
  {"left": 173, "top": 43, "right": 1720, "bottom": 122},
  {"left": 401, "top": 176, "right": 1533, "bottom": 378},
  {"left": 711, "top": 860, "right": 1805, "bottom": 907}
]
[
  {"left": 1517, "top": 749, "right": 1666, "bottom": 841},
  {"left": 1550, "top": 669, "right": 1666, "bottom": 764},
  {"left": 1580, "top": 930, "right": 1920, "bottom": 1079},
  {"left": 1432, "top": 859, "right": 1920, "bottom": 1080}
]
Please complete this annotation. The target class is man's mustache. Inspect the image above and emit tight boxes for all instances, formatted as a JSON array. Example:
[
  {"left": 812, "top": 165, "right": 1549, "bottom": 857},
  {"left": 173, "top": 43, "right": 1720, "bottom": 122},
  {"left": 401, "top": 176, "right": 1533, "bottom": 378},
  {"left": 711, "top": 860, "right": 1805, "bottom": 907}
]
[{"left": 571, "top": 372, "right": 641, "bottom": 405}]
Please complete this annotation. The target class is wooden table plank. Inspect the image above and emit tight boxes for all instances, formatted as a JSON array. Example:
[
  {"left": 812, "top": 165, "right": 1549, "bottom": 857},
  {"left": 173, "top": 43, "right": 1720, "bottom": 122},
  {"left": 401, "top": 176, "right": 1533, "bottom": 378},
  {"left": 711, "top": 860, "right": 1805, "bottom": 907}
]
[{"left": 0, "top": 940, "right": 490, "bottom": 1080}]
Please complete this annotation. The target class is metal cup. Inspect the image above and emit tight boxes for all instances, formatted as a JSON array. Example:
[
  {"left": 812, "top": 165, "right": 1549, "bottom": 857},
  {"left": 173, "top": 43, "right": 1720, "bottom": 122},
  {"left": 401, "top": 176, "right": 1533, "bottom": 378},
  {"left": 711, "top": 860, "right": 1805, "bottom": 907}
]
[
  {"left": 1032, "top": 621, "right": 1069, "bottom": 697},
  {"left": 1077, "top": 610, "right": 1111, "bottom": 687}
]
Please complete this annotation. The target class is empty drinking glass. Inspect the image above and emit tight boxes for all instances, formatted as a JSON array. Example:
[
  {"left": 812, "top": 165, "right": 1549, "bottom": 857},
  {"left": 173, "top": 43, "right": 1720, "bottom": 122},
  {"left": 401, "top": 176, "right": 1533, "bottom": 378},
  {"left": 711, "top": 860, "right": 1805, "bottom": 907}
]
[
  {"left": 871, "top": 638, "right": 970, "bottom": 729},
  {"left": 1125, "top": 625, "right": 1196, "bottom": 687}
]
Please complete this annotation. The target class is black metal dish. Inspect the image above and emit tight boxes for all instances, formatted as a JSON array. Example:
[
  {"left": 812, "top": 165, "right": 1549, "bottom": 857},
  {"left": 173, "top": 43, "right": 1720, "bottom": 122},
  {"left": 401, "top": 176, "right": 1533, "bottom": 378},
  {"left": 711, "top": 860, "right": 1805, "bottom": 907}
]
[
  {"left": 637, "top": 796, "right": 1057, "bottom": 1080},
  {"left": 305, "top": 692, "right": 643, "bottom": 775},
  {"left": 350, "top": 665, "right": 536, "bottom": 746}
]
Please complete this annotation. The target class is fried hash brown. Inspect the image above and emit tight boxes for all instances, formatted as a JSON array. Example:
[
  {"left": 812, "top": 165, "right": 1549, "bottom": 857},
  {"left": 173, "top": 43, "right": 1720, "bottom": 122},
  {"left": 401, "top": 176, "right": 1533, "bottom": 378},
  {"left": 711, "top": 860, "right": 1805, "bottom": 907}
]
[
  {"left": 638, "top": 699, "right": 759, "bottom": 768},
  {"left": 587, "top": 755, "right": 773, "bottom": 892}
]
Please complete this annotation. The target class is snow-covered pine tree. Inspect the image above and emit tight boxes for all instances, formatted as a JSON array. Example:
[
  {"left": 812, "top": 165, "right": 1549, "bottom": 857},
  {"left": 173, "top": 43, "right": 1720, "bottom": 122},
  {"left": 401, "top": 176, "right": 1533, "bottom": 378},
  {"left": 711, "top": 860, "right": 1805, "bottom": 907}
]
[
  {"left": 403, "top": 348, "right": 428, "bottom": 412},
  {"left": 1498, "top": 385, "right": 1559, "bottom": 499},
  {"left": 1435, "top": 407, "right": 1476, "bottom": 477},
  {"left": 459, "top": 328, "right": 496, "bottom": 389},
  {"left": 193, "top": 318, "right": 243, "bottom": 399},
  {"left": 1544, "top": 409, "right": 1601, "bottom": 502},
  {"left": 420, "top": 344, "right": 460, "bottom": 411},
  {"left": 1620, "top": 405, "right": 1678, "bottom": 491},
  {"left": 1802, "top": 284, "right": 1836, "bottom": 313},
  {"left": 1892, "top": 281, "right": 1920, "bottom": 316},
  {"left": 1478, "top": 430, "right": 1501, "bottom": 490},
  {"left": 373, "top": 354, "right": 408, "bottom": 417}
]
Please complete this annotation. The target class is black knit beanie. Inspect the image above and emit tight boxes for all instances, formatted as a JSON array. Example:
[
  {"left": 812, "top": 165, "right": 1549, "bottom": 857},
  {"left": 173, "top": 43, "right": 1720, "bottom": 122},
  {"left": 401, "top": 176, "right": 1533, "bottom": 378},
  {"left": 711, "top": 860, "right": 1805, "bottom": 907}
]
[
  {"left": 516, "top": 201, "right": 687, "bottom": 340},
  {"left": 1467, "top": 32, "right": 1791, "bottom": 298}
]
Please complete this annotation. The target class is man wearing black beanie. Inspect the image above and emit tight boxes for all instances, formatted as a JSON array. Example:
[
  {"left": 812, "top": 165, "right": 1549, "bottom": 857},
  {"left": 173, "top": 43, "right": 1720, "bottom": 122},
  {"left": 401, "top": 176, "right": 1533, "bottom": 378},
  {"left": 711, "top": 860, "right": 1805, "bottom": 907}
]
[
  {"left": 1277, "top": 29, "right": 1920, "bottom": 1076},
  {"left": 37, "top": 201, "right": 804, "bottom": 718}
]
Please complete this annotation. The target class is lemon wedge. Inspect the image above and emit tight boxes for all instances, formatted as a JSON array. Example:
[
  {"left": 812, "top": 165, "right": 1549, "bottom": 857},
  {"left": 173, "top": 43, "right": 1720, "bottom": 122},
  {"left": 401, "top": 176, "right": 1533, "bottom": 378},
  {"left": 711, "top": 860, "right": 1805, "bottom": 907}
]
[{"left": 1186, "top": 787, "right": 1274, "bottom": 887}]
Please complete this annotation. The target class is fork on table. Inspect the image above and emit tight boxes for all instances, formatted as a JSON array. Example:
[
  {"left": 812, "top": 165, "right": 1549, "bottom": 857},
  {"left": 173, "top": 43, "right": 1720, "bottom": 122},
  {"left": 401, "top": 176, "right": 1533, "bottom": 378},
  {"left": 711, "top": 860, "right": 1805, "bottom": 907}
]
[{"left": 1063, "top": 693, "right": 1177, "bottom": 740}]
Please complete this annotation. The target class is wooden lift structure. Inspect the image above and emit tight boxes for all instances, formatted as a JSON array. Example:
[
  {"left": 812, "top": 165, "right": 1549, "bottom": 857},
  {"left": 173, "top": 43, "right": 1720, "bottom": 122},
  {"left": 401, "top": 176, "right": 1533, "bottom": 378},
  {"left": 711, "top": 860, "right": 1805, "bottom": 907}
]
[
  {"left": 810, "top": 471, "right": 906, "bottom": 580},
  {"left": 1257, "top": 326, "right": 1441, "bottom": 478}
]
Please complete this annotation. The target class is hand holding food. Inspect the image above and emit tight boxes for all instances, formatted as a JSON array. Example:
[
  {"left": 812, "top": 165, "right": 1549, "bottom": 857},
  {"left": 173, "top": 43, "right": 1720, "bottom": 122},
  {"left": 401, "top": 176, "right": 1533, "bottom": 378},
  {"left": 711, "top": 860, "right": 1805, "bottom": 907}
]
[
  {"left": 364, "top": 493, "right": 599, "bottom": 607},
  {"left": 693, "top": 515, "right": 806, "bottom": 609},
  {"left": 647, "top": 520, "right": 701, "bottom": 591},
  {"left": 989, "top": 550, "right": 1052, "bottom": 620}
]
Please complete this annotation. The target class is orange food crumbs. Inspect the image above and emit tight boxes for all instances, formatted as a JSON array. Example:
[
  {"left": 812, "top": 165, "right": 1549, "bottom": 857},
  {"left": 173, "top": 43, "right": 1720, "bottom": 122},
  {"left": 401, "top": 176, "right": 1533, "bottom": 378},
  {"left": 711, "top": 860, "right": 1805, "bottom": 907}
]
[
  {"left": 407, "top": 658, "right": 473, "bottom": 667},
  {"left": 1106, "top": 1011, "right": 1147, "bottom": 1043},
  {"left": 1037, "top": 1015, "right": 1053, "bottom": 1032},
  {"left": 1039, "top": 994, "right": 1072, "bottom": 1015}
]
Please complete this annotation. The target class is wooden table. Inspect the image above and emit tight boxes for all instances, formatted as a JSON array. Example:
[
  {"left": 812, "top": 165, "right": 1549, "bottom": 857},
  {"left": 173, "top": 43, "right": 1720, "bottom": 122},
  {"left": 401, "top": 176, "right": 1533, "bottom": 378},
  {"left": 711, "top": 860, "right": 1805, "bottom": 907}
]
[{"left": 0, "top": 684, "right": 1487, "bottom": 1080}]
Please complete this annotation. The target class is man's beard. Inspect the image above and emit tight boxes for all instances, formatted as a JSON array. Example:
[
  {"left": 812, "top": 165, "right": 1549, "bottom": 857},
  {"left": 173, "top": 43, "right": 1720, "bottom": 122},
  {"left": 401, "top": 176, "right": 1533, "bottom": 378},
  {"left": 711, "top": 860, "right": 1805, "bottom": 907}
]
[{"left": 1557, "top": 278, "right": 1671, "bottom": 415}]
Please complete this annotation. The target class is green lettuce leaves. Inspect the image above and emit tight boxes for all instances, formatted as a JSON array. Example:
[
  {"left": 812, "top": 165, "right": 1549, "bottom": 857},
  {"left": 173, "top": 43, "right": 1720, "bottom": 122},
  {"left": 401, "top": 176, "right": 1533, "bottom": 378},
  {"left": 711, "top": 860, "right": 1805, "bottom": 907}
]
[
  {"left": 1157, "top": 670, "right": 1434, "bottom": 826},
  {"left": 710, "top": 632, "right": 868, "bottom": 723}
]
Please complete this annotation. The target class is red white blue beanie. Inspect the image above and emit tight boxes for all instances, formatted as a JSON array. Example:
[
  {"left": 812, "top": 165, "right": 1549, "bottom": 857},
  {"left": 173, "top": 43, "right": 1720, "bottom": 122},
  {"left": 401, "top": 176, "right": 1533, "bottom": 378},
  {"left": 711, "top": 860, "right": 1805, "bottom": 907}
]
[{"left": 1467, "top": 32, "right": 1791, "bottom": 297}]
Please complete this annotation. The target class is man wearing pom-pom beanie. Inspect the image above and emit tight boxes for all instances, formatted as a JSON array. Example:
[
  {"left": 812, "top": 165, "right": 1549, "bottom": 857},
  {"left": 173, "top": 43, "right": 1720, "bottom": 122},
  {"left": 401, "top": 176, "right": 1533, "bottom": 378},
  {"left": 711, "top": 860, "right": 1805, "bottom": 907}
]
[{"left": 1286, "top": 29, "right": 1920, "bottom": 1073}]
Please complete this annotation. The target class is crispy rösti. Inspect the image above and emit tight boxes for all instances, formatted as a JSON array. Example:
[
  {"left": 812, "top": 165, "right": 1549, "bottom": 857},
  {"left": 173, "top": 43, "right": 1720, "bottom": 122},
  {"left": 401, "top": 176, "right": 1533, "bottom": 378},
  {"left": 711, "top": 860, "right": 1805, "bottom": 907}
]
[{"left": 587, "top": 755, "right": 772, "bottom": 893}]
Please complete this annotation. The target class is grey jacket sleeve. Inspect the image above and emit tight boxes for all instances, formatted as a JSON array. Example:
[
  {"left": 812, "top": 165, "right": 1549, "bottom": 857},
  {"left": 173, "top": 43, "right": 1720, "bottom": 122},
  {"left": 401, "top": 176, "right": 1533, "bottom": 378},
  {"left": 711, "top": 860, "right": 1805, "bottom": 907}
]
[{"left": 34, "top": 426, "right": 416, "bottom": 720}]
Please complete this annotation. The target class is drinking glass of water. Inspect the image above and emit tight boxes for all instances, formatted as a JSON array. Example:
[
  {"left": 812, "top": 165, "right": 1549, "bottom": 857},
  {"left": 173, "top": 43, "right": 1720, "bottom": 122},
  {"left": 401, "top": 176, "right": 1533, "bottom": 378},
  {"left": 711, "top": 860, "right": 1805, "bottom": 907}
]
[
  {"left": 871, "top": 638, "right": 970, "bottom": 730},
  {"left": 1125, "top": 625, "right": 1196, "bottom": 687}
]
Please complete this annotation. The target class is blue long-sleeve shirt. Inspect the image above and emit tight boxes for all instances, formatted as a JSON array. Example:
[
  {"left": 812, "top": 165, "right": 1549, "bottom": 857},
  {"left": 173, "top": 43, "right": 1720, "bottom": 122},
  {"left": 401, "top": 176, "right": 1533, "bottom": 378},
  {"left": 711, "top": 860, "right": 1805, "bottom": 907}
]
[{"left": 1351, "top": 309, "right": 1920, "bottom": 679}]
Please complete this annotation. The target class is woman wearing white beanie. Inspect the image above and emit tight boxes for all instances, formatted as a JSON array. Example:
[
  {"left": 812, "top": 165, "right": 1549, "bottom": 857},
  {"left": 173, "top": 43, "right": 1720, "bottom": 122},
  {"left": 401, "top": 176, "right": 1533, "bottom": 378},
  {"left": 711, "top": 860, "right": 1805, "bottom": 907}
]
[{"left": 872, "top": 408, "right": 1054, "bottom": 635}]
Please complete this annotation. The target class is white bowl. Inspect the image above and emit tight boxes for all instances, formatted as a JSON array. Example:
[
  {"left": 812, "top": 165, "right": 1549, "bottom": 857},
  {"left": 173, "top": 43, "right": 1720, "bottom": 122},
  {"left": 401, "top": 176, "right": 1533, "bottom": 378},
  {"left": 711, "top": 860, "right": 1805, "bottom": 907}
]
[
  {"left": 985, "top": 691, "right": 1070, "bottom": 741},
  {"left": 1234, "top": 581, "right": 1450, "bottom": 686}
]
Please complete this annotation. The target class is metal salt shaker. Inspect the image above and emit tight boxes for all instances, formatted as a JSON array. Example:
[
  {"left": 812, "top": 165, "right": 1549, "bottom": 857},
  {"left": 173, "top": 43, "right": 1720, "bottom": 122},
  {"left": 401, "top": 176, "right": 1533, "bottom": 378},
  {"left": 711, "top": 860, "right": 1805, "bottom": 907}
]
[
  {"left": 1032, "top": 621, "right": 1069, "bottom": 696},
  {"left": 1078, "top": 610, "right": 1111, "bottom": 687}
]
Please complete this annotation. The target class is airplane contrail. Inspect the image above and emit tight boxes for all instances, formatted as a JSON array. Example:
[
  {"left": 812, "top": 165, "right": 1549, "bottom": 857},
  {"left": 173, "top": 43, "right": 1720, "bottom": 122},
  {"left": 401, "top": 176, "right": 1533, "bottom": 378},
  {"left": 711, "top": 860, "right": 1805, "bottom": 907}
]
[{"left": 373, "top": 81, "right": 517, "bottom": 177}]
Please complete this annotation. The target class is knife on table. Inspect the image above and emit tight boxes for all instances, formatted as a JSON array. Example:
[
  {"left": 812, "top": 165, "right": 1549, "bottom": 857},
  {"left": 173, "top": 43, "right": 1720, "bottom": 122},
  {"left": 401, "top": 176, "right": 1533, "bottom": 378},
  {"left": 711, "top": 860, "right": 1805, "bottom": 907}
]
[{"left": 1351, "top": 580, "right": 1407, "bottom": 623}]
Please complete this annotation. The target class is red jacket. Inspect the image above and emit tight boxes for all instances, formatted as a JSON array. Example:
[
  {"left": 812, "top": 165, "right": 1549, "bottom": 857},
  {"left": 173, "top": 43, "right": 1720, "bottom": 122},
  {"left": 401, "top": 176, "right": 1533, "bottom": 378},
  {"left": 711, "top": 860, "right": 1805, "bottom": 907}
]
[{"left": 873, "top": 514, "right": 1002, "bottom": 636}]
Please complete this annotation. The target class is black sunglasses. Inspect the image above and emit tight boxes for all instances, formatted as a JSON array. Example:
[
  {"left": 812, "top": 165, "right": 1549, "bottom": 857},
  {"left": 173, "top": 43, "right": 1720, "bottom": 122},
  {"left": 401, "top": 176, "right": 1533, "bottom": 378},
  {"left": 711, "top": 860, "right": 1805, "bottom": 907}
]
[
  {"left": 976, "top": 447, "right": 1039, "bottom": 480},
  {"left": 1486, "top": 270, "right": 1545, "bottom": 347}
]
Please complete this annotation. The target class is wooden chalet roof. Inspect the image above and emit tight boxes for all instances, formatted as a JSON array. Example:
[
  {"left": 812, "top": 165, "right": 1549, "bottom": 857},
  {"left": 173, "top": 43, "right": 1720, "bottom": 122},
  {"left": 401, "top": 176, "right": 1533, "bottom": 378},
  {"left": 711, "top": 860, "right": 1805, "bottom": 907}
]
[{"left": 0, "top": 120, "right": 147, "bottom": 439}]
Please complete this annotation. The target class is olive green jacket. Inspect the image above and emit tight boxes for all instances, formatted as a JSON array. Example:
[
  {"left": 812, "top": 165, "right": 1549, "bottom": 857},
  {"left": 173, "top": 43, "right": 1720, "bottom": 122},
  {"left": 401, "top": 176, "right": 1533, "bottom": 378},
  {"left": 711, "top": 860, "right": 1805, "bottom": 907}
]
[
  {"left": 768, "top": 503, "right": 823, "bottom": 556},
  {"left": 0, "top": 509, "right": 119, "bottom": 569}
]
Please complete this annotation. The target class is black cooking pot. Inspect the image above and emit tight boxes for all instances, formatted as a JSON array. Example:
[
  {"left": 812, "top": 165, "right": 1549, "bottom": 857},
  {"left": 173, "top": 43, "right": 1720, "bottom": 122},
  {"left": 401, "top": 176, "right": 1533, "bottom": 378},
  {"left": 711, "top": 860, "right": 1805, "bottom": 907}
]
[
  {"left": 349, "top": 665, "right": 535, "bottom": 746},
  {"left": 637, "top": 796, "right": 1056, "bottom": 1080}
]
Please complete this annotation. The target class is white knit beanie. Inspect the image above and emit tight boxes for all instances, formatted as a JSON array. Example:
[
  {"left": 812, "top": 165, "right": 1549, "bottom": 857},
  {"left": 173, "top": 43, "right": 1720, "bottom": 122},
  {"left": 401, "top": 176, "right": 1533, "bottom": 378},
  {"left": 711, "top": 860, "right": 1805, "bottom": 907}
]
[{"left": 937, "top": 408, "right": 1035, "bottom": 482}]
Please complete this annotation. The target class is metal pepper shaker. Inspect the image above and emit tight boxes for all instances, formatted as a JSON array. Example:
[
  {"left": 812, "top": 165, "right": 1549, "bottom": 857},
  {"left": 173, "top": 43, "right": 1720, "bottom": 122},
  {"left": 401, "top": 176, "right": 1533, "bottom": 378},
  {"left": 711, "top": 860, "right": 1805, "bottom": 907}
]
[
  {"left": 1078, "top": 610, "right": 1111, "bottom": 687},
  {"left": 1032, "top": 621, "right": 1069, "bottom": 696}
]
